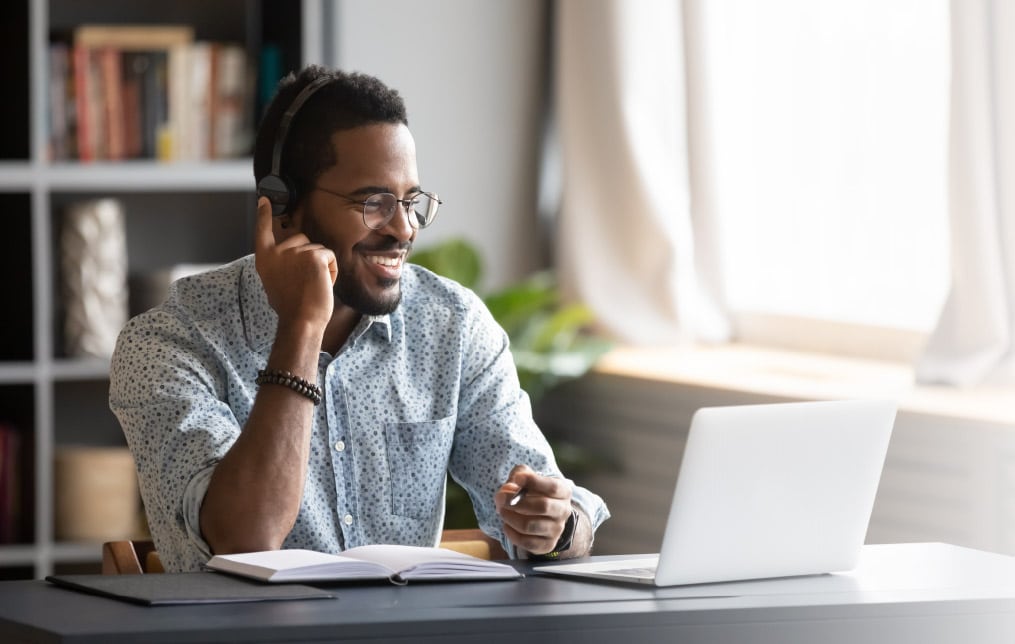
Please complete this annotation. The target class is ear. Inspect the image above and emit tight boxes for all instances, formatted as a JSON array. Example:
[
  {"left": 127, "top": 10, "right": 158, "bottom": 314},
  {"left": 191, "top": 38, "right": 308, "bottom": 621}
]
[{"left": 272, "top": 212, "right": 299, "bottom": 242}]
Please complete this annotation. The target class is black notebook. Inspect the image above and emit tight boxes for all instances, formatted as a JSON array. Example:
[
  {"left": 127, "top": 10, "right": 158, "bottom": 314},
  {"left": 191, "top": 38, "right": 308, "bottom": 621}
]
[{"left": 45, "top": 572, "right": 335, "bottom": 606}]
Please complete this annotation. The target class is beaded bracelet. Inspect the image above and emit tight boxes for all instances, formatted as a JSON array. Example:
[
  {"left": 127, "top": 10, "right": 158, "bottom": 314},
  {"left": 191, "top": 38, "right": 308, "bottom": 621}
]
[{"left": 255, "top": 368, "right": 323, "bottom": 405}]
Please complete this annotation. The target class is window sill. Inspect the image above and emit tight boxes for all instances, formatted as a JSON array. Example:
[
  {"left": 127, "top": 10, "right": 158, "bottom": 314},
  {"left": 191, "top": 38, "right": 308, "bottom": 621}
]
[{"left": 593, "top": 343, "right": 1015, "bottom": 427}]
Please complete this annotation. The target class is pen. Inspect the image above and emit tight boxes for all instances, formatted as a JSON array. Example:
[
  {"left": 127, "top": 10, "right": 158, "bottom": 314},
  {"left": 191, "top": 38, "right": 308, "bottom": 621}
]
[{"left": 508, "top": 487, "right": 527, "bottom": 507}]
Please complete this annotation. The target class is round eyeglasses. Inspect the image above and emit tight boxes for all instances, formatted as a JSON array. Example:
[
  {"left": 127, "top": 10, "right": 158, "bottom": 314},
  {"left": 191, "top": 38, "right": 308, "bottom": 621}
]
[{"left": 314, "top": 186, "right": 441, "bottom": 230}]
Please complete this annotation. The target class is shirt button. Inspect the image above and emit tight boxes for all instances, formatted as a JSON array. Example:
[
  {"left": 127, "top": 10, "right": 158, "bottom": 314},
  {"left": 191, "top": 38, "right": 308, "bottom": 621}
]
[
  {"left": 343, "top": 514, "right": 353, "bottom": 525},
  {"left": 334, "top": 440, "right": 345, "bottom": 452}
]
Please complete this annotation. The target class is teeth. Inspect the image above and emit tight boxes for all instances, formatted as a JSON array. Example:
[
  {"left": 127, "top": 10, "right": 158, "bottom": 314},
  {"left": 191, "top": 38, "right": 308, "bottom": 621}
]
[{"left": 367, "top": 255, "right": 401, "bottom": 267}]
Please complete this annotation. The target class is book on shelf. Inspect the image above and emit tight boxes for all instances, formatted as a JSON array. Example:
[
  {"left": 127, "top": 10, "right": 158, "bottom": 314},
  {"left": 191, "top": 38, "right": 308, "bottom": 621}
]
[
  {"left": 72, "top": 44, "right": 99, "bottom": 162},
  {"left": 49, "top": 24, "right": 254, "bottom": 163},
  {"left": 205, "top": 545, "right": 523, "bottom": 585},
  {"left": 47, "top": 42, "right": 74, "bottom": 160},
  {"left": 73, "top": 24, "right": 194, "bottom": 50},
  {"left": 210, "top": 43, "right": 253, "bottom": 158},
  {"left": 99, "top": 47, "right": 125, "bottom": 160},
  {"left": 0, "top": 423, "right": 22, "bottom": 544}
]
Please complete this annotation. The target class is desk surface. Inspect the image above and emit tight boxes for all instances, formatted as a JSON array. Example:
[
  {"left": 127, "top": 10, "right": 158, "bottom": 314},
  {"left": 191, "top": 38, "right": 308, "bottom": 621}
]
[{"left": 2, "top": 543, "right": 1014, "bottom": 644}]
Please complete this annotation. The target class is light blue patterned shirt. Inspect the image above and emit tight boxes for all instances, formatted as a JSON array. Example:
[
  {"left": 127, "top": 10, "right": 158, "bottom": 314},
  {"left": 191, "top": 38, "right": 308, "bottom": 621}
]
[{"left": 109, "top": 255, "right": 609, "bottom": 572}]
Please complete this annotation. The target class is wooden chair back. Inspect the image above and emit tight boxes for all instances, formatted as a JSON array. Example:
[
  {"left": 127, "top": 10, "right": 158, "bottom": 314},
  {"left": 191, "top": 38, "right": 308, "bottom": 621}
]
[
  {"left": 438, "top": 528, "right": 509, "bottom": 560},
  {"left": 102, "top": 529, "right": 507, "bottom": 574},
  {"left": 101, "top": 539, "right": 164, "bottom": 574}
]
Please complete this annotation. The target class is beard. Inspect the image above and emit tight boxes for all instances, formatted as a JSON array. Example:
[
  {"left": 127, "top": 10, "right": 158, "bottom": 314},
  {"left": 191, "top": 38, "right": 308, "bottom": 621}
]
[
  {"left": 299, "top": 207, "right": 411, "bottom": 316},
  {"left": 334, "top": 263, "right": 403, "bottom": 316},
  {"left": 334, "top": 235, "right": 413, "bottom": 316}
]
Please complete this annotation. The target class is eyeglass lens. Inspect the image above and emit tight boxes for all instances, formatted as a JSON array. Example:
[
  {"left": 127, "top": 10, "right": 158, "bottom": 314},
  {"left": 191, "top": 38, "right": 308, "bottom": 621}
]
[{"left": 362, "top": 193, "right": 439, "bottom": 230}]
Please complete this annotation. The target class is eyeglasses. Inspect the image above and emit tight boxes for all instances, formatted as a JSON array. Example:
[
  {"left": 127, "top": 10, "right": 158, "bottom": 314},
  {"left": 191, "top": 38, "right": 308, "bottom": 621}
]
[{"left": 314, "top": 186, "right": 441, "bottom": 230}]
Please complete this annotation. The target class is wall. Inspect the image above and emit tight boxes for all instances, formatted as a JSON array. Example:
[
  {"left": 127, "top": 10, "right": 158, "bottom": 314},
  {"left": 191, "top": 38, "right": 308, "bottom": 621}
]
[{"left": 332, "top": 0, "right": 549, "bottom": 290}]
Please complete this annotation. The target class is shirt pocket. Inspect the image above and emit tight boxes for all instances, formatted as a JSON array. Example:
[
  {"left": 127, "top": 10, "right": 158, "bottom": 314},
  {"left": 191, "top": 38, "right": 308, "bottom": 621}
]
[{"left": 385, "top": 416, "right": 455, "bottom": 519}]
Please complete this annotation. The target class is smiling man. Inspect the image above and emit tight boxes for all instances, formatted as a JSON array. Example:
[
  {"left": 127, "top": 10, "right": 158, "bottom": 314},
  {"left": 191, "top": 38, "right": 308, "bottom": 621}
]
[{"left": 109, "top": 66, "right": 609, "bottom": 572}]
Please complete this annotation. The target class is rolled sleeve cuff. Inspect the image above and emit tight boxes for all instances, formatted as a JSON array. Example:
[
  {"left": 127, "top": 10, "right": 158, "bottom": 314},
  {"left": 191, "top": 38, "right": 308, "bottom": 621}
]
[
  {"left": 181, "top": 464, "right": 216, "bottom": 561},
  {"left": 570, "top": 485, "right": 610, "bottom": 532}
]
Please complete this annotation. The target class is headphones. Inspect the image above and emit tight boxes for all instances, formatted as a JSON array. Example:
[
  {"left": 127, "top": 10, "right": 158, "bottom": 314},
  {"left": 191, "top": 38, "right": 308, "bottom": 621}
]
[{"left": 256, "top": 75, "right": 333, "bottom": 216}]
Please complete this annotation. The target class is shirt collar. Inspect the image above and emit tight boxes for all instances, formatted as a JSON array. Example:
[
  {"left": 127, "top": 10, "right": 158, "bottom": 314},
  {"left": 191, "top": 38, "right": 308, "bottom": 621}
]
[{"left": 348, "top": 313, "right": 392, "bottom": 345}]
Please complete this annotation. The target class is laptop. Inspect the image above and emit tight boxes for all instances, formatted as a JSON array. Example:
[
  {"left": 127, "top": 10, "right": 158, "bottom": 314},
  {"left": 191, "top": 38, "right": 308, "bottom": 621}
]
[{"left": 534, "top": 399, "right": 896, "bottom": 586}]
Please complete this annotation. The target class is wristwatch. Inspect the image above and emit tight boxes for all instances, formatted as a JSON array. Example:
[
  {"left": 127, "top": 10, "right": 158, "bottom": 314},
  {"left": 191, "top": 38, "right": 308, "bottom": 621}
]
[{"left": 529, "top": 508, "right": 579, "bottom": 561}]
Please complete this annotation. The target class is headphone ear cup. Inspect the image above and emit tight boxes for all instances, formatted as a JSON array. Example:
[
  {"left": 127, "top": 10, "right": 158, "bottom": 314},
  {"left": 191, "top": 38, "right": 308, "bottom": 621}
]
[{"left": 256, "top": 174, "right": 292, "bottom": 216}]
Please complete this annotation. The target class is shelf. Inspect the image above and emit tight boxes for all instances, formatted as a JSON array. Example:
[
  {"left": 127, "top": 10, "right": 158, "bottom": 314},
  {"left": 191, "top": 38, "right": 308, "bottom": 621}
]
[
  {"left": 0, "top": 160, "right": 254, "bottom": 193},
  {"left": 46, "top": 160, "right": 254, "bottom": 192},
  {"left": 0, "top": 363, "right": 37, "bottom": 384},
  {"left": 50, "top": 359, "right": 110, "bottom": 381},
  {"left": 0, "top": 162, "right": 36, "bottom": 191},
  {"left": 0, "top": 360, "right": 113, "bottom": 383},
  {"left": 0, "top": 542, "right": 102, "bottom": 567},
  {"left": 0, "top": 545, "right": 36, "bottom": 566},
  {"left": 51, "top": 541, "right": 104, "bottom": 563}
]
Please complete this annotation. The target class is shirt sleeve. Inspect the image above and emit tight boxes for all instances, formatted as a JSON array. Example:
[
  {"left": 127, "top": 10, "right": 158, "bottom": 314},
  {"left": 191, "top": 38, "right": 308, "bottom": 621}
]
[
  {"left": 108, "top": 306, "right": 241, "bottom": 572},
  {"left": 447, "top": 291, "right": 610, "bottom": 555}
]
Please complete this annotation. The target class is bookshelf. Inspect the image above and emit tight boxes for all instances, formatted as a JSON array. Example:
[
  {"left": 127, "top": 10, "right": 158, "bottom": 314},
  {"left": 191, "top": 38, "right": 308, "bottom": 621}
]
[{"left": 0, "top": 0, "right": 316, "bottom": 580}]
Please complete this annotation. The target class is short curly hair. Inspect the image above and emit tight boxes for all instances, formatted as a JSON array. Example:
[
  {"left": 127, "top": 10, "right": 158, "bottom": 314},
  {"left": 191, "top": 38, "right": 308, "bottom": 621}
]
[{"left": 253, "top": 66, "right": 408, "bottom": 211}]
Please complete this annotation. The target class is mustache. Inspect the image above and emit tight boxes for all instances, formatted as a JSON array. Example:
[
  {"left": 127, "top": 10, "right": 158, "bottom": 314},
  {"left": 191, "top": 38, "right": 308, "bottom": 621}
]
[{"left": 354, "top": 238, "right": 412, "bottom": 254}]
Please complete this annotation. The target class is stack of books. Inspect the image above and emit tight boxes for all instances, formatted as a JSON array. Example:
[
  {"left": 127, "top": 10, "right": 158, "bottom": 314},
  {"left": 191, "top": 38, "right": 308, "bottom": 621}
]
[{"left": 48, "top": 24, "right": 255, "bottom": 162}]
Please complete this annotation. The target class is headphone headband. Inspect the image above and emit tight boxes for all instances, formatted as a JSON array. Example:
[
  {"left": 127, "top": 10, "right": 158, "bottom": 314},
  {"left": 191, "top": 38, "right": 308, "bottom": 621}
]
[
  {"left": 257, "top": 75, "right": 334, "bottom": 216},
  {"left": 268, "top": 75, "right": 333, "bottom": 178}
]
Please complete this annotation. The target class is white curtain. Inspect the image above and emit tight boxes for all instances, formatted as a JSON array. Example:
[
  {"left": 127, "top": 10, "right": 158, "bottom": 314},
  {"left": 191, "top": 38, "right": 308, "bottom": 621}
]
[
  {"left": 554, "top": 0, "right": 729, "bottom": 345},
  {"left": 917, "top": 0, "right": 1015, "bottom": 385}
]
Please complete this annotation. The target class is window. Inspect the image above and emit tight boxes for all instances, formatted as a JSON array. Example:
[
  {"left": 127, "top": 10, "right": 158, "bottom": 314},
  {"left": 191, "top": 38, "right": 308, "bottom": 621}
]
[{"left": 706, "top": 0, "right": 950, "bottom": 339}]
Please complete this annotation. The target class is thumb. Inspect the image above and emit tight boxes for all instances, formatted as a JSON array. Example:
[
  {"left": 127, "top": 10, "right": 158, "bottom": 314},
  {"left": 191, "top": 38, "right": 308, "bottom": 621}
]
[
  {"left": 327, "top": 252, "right": 338, "bottom": 286},
  {"left": 506, "top": 464, "right": 535, "bottom": 488},
  {"left": 254, "top": 196, "right": 276, "bottom": 254}
]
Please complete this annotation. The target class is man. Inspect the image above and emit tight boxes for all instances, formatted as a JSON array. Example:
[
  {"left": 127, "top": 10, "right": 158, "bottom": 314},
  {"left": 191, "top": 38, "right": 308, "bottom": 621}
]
[{"left": 110, "top": 65, "right": 609, "bottom": 572}]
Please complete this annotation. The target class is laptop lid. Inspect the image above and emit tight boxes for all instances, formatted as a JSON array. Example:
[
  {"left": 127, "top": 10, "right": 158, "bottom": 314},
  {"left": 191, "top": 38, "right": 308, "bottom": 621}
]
[
  {"left": 537, "top": 399, "right": 896, "bottom": 586},
  {"left": 653, "top": 399, "right": 896, "bottom": 585}
]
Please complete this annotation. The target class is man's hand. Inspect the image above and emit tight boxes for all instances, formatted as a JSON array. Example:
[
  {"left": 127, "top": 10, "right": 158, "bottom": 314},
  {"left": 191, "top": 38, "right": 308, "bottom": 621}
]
[
  {"left": 495, "top": 464, "right": 574, "bottom": 556},
  {"left": 253, "top": 196, "right": 337, "bottom": 331}
]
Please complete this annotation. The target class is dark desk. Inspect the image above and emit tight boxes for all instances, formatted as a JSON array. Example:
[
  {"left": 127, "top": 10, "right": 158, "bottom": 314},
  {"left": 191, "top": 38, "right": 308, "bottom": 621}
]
[{"left": 2, "top": 543, "right": 1014, "bottom": 643}]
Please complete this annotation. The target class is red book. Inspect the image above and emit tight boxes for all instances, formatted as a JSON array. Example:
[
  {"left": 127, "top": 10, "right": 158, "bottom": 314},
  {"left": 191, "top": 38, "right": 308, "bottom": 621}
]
[{"left": 100, "top": 47, "right": 125, "bottom": 161}]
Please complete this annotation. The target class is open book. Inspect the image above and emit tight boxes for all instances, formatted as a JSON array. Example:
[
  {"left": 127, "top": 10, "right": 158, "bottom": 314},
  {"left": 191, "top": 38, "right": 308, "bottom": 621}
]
[{"left": 205, "top": 544, "right": 521, "bottom": 584}]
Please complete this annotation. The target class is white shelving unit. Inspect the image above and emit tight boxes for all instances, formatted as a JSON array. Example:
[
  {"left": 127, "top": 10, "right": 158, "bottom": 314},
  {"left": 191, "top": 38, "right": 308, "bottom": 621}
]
[{"left": 0, "top": 0, "right": 314, "bottom": 579}]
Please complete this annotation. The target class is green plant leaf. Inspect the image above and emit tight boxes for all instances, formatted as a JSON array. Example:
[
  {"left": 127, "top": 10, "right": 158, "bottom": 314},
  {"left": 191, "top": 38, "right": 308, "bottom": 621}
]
[
  {"left": 528, "top": 304, "right": 596, "bottom": 352},
  {"left": 411, "top": 238, "right": 612, "bottom": 405},
  {"left": 410, "top": 239, "right": 483, "bottom": 290},
  {"left": 484, "top": 274, "right": 558, "bottom": 336}
]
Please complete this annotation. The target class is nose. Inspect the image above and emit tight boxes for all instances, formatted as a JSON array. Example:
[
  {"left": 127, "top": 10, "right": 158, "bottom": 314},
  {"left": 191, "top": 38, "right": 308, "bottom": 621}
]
[{"left": 379, "top": 201, "right": 416, "bottom": 241}]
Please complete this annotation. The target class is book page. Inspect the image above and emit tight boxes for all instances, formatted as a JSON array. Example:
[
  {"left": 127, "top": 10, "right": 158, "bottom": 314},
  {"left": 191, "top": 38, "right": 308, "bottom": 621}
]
[
  {"left": 342, "top": 544, "right": 520, "bottom": 580},
  {"left": 207, "top": 549, "right": 394, "bottom": 582},
  {"left": 207, "top": 545, "right": 521, "bottom": 583}
]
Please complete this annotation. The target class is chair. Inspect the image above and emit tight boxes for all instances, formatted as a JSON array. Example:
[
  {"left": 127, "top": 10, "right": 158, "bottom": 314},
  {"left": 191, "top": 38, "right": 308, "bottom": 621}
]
[
  {"left": 438, "top": 528, "right": 509, "bottom": 560},
  {"left": 101, "top": 539, "right": 164, "bottom": 574},
  {"left": 102, "top": 529, "right": 508, "bottom": 574}
]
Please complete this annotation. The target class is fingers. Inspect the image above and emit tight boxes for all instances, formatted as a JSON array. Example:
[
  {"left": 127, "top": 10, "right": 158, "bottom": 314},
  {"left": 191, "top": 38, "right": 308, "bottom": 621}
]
[
  {"left": 252, "top": 195, "right": 335, "bottom": 277},
  {"left": 254, "top": 197, "right": 276, "bottom": 255},
  {"left": 504, "top": 464, "right": 531, "bottom": 494},
  {"left": 500, "top": 520, "right": 562, "bottom": 555},
  {"left": 325, "top": 250, "right": 338, "bottom": 286},
  {"left": 496, "top": 467, "right": 573, "bottom": 554},
  {"left": 252, "top": 196, "right": 336, "bottom": 326},
  {"left": 499, "top": 467, "right": 570, "bottom": 511}
]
